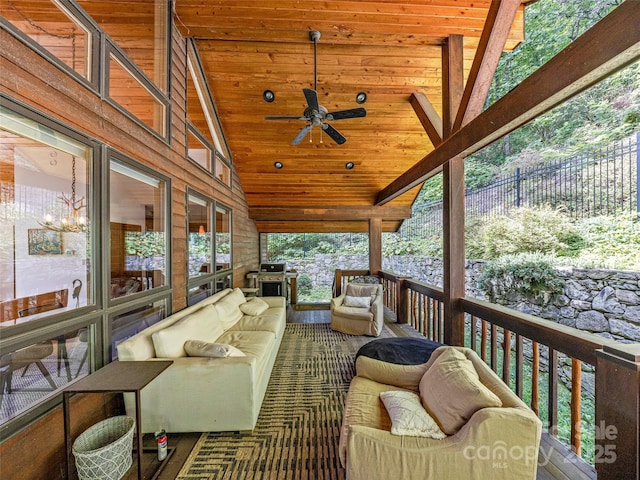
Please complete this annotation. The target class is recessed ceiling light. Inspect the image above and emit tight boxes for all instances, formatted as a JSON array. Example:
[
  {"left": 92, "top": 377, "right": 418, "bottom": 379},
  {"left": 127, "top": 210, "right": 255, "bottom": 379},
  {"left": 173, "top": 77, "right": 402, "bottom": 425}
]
[
  {"left": 274, "top": 161, "right": 283, "bottom": 169},
  {"left": 263, "top": 90, "right": 275, "bottom": 102},
  {"left": 345, "top": 162, "right": 354, "bottom": 170},
  {"left": 355, "top": 92, "right": 367, "bottom": 104}
]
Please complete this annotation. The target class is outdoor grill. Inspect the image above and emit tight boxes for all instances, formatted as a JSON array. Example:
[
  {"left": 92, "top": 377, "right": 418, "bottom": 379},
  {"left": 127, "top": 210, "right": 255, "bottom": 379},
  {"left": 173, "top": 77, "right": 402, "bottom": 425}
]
[{"left": 258, "top": 263, "right": 287, "bottom": 297}]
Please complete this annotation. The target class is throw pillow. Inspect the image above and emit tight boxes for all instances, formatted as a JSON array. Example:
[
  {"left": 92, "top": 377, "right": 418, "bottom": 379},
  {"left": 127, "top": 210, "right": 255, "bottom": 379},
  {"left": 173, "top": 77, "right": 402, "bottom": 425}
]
[
  {"left": 380, "top": 390, "right": 446, "bottom": 439},
  {"left": 419, "top": 347, "right": 502, "bottom": 435},
  {"left": 239, "top": 297, "right": 270, "bottom": 316},
  {"left": 184, "top": 340, "right": 245, "bottom": 358},
  {"left": 343, "top": 295, "right": 371, "bottom": 308},
  {"left": 345, "top": 283, "right": 380, "bottom": 298}
]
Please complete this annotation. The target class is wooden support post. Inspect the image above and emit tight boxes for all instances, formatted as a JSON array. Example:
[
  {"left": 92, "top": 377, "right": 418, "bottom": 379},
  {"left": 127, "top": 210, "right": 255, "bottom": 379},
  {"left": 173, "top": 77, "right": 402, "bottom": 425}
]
[
  {"left": 442, "top": 157, "right": 465, "bottom": 346},
  {"left": 442, "top": 35, "right": 464, "bottom": 138},
  {"left": 396, "top": 277, "right": 409, "bottom": 324},
  {"left": 335, "top": 270, "right": 343, "bottom": 297},
  {"left": 595, "top": 344, "right": 640, "bottom": 480},
  {"left": 368, "top": 218, "right": 382, "bottom": 276}
]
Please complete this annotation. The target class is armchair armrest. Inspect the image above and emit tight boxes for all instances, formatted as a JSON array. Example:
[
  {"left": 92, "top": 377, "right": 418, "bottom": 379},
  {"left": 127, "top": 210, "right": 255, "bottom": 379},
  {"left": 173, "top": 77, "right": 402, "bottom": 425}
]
[
  {"left": 331, "top": 293, "right": 346, "bottom": 310},
  {"left": 345, "top": 406, "right": 541, "bottom": 480}
]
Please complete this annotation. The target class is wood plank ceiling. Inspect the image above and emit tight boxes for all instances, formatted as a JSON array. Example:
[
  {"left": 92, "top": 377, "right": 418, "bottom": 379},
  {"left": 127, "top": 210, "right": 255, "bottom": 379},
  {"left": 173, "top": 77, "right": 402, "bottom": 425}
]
[{"left": 175, "top": 1, "right": 525, "bottom": 232}]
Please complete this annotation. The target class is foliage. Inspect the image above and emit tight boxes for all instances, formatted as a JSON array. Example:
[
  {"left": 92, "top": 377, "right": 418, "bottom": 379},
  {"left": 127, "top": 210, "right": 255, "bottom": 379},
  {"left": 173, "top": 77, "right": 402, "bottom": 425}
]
[
  {"left": 382, "top": 234, "right": 441, "bottom": 257},
  {"left": 480, "top": 252, "right": 566, "bottom": 302},
  {"left": 125, "top": 231, "right": 165, "bottom": 257},
  {"left": 189, "top": 233, "right": 211, "bottom": 256},
  {"left": 566, "top": 214, "right": 640, "bottom": 270},
  {"left": 466, "top": 206, "right": 583, "bottom": 260},
  {"left": 296, "top": 274, "right": 313, "bottom": 295}
]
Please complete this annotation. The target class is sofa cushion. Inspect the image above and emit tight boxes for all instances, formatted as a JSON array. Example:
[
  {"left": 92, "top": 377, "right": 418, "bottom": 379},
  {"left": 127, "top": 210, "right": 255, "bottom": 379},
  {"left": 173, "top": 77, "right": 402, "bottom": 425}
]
[
  {"left": 151, "top": 304, "right": 223, "bottom": 358},
  {"left": 239, "top": 297, "right": 270, "bottom": 316},
  {"left": 380, "top": 390, "right": 446, "bottom": 439},
  {"left": 229, "top": 315, "right": 284, "bottom": 337},
  {"left": 419, "top": 347, "right": 502, "bottom": 435},
  {"left": 214, "top": 288, "right": 246, "bottom": 329},
  {"left": 343, "top": 295, "right": 371, "bottom": 308},
  {"left": 333, "top": 306, "right": 373, "bottom": 321},
  {"left": 184, "top": 340, "right": 245, "bottom": 358}
]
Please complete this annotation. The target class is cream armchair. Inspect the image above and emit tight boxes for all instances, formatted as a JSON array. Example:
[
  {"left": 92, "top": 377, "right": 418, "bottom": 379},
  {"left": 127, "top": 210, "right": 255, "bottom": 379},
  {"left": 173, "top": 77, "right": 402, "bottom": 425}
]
[
  {"left": 331, "top": 283, "right": 384, "bottom": 336},
  {"left": 339, "top": 346, "right": 542, "bottom": 480}
]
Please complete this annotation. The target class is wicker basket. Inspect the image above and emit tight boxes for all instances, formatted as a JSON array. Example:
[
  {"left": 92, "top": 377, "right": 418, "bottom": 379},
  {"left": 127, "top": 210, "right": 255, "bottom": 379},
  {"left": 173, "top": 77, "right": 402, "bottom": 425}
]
[{"left": 72, "top": 416, "right": 135, "bottom": 480}]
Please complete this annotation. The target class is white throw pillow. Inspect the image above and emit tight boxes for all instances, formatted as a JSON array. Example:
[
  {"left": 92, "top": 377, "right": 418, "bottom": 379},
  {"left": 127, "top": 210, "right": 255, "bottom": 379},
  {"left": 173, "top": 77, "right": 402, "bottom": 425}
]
[
  {"left": 151, "top": 305, "right": 223, "bottom": 358},
  {"left": 184, "top": 340, "right": 246, "bottom": 358},
  {"left": 239, "top": 297, "right": 270, "bottom": 316},
  {"left": 343, "top": 295, "right": 371, "bottom": 308},
  {"left": 380, "top": 390, "right": 446, "bottom": 439}
]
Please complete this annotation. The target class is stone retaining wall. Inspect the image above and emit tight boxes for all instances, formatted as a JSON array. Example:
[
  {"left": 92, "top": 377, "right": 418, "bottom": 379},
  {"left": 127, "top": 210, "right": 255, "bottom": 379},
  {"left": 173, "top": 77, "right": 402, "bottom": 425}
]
[{"left": 287, "top": 254, "right": 640, "bottom": 343}]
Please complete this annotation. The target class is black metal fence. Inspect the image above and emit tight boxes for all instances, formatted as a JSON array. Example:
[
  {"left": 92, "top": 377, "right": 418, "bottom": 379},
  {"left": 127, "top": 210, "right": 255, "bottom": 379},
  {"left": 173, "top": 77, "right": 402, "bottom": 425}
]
[{"left": 402, "top": 132, "right": 639, "bottom": 239}]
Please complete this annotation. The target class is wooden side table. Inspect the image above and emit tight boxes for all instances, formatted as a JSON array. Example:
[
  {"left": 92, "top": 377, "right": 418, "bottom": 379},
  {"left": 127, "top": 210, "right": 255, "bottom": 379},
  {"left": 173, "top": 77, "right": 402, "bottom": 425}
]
[{"left": 63, "top": 360, "right": 173, "bottom": 480}]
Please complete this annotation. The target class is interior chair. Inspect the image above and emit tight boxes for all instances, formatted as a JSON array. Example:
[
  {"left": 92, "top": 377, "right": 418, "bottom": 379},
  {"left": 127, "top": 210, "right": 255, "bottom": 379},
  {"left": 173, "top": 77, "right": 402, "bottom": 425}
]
[{"left": 331, "top": 282, "right": 384, "bottom": 336}]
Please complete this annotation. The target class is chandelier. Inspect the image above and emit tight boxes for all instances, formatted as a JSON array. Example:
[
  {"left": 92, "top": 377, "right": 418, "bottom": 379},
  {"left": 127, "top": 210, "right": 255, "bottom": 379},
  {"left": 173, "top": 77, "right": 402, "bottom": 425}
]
[{"left": 40, "top": 155, "right": 87, "bottom": 233}]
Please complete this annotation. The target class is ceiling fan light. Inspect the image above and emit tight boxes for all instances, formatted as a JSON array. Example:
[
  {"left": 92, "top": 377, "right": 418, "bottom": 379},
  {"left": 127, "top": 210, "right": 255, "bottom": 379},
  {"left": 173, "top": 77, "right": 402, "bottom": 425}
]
[
  {"left": 345, "top": 162, "right": 355, "bottom": 170},
  {"left": 263, "top": 90, "right": 275, "bottom": 102},
  {"left": 274, "top": 161, "right": 283, "bottom": 169},
  {"left": 355, "top": 92, "right": 367, "bottom": 104}
]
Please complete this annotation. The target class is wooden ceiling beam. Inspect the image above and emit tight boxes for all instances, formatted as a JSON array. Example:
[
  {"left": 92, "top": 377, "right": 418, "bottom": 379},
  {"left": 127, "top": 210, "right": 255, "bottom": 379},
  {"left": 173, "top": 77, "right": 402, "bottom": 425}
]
[
  {"left": 249, "top": 205, "right": 411, "bottom": 222},
  {"left": 375, "top": 2, "right": 640, "bottom": 206},
  {"left": 254, "top": 220, "right": 401, "bottom": 234},
  {"left": 453, "top": 0, "right": 522, "bottom": 131},
  {"left": 409, "top": 92, "right": 443, "bottom": 146}
]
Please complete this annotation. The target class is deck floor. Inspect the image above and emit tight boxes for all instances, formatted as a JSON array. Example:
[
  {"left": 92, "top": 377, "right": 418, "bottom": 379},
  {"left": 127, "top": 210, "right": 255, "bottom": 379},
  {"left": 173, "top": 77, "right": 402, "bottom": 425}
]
[{"left": 153, "top": 304, "right": 595, "bottom": 480}]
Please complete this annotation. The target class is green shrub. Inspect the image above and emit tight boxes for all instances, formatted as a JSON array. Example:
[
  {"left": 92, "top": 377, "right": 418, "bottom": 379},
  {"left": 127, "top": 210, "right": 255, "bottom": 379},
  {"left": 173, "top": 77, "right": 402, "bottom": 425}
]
[
  {"left": 467, "top": 205, "right": 583, "bottom": 260},
  {"left": 480, "top": 251, "right": 565, "bottom": 302},
  {"left": 297, "top": 274, "right": 313, "bottom": 295}
]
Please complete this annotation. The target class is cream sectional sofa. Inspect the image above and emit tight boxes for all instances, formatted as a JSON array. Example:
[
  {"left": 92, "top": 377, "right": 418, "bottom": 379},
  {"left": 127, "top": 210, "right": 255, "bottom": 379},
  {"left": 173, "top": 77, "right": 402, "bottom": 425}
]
[
  {"left": 117, "top": 288, "right": 286, "bottom": 433},
  {"left": 340, "top": 346, "right": 542, "bottom": 480}
]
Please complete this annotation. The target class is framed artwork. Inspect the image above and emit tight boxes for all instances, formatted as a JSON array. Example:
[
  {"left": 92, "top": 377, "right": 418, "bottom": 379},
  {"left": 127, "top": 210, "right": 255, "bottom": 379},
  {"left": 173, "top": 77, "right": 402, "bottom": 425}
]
[{"left": 28, "top": 229, "right": 62, "bottom": 255}]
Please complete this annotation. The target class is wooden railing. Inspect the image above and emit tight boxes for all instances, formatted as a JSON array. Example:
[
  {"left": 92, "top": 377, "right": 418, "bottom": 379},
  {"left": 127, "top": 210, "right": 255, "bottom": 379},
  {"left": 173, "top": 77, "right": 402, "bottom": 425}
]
[
  {"left": 333, "top": 268, "right": 640, "bottom": 478},
  {"left": 333, "top": 269, "right": 370, "bottom": 297}
]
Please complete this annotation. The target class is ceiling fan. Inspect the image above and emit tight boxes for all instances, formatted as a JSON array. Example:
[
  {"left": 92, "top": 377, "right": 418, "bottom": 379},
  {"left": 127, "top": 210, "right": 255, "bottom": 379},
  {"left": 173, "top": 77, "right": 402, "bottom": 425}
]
[{"left": 264, "top": 31, "right": 367, "bottom": 145}]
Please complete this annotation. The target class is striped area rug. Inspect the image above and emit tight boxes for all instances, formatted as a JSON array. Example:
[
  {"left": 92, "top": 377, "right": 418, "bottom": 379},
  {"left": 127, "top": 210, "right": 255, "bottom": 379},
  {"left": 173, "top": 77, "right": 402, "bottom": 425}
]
[{"left": 177, "top": 323, "right": 394, "bottom": 480}]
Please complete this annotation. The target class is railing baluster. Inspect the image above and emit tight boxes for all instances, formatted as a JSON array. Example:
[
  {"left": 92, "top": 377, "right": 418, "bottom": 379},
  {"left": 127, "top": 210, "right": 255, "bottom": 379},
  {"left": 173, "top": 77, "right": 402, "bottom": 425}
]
[
  {"left": 480, "top": 320, "right": 488, "bottom": 362},
  {"left": 470, "top": 315, "right": 477, "bottom": 351},
  {"left": 422, "top": 294, "right": 427, "bottom": 336},
  {"left": 548, "top": 348, "right": 559, "bottom": 436},
  {"left": 571, "top": 358, "right": 582, "bottom": 456},
  {"left": 532, "top": 341, "right": 540, "bottom": 416},
  {"left": 503, "top": 329, "right": 512, "bottom": 385},
  {"left": 490, "top": 323, "right": 498, "bottom": 372},
  {"left": 515, "top": 334, "right": 523, "bottom": 398}
]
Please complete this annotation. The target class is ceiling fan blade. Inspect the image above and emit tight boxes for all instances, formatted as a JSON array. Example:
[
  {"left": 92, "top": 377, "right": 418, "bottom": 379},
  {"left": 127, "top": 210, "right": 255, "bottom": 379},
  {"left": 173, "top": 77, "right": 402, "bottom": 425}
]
[
  {"left": 321, "top": 123, "right": 347, "bottom": 145},
  {"left": 303, "top": 88, "right": 320, "bottom": 112},
  {"left": 291, "top": 124, "right": 312, "bottom": 145},
  {"left": 264, "top": 115, "right": 308, "bottom": 121},
  {"left": 326, "top": 107, "right": 367, "bottom": 120}
]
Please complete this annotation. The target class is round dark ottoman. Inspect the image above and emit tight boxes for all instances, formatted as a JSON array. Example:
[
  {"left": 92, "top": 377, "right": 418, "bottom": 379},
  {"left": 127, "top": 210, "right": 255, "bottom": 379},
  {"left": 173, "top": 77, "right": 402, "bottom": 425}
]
[{"left": 355, "top": 337, "right": 443, "bottom": 390}]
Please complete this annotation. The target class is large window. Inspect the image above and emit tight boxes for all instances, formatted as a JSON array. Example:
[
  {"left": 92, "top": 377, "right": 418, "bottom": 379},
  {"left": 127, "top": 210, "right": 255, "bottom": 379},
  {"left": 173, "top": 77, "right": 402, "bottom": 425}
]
[
  {"left": 109, "top": 156, "right": 168, "bottom": 301},
  {"left": 1, "top": 0, "right": 95, "bottom": 82},
  {"left": 187, "top": 193, "right": 212, "bottom": 277},
  {"left": 186, "top": 191, "right": 233, "bottom": 305},
  {"left": 0, "top": 104, "right": 93, "bottom": 319},
  {"left": 78, "top": 0, "right": 169, "bottom": 93},
  {"left": 216, "top": 205, "right": 231, "bottom": 271},
  {"left": 0, "top": 101, "right": 96, "bottom": 427},
  {"left": 186, "top": 41, "right": 232, "bottom": 187},
  {"left": 110, "top": 299, "right": 167, "bottom": 360}
]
